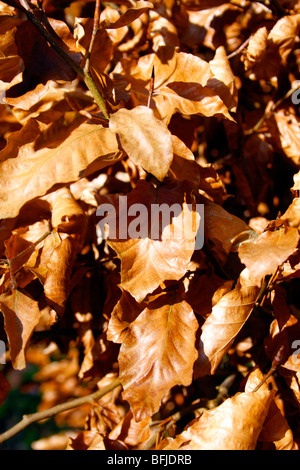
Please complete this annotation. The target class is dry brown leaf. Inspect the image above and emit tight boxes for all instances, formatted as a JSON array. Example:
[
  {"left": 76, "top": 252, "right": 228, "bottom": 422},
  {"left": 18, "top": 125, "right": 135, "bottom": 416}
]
[
  {"left": 243, "top": 15, "right": 300, "bottom": 80},
  {"left": 242, "top": 26, "right": 268, "bottom": 71},
  {"left": 202, "top": 198, "right": 256, "bottom": 265},
  {"left": 112, "top": 50, "right": 235, "bottom": 124},
  {"left": 208, "top": 46, "right": 238, "bottom": 113},
  {"left": 170, "top": 135, "right": 226, "bottom": 203},
  {"left": 119, "top": 292, "right": 198, "bottom": 421},
  {"left": 100, "top": 1, "right": 153, "bottom": 29},
  {"left": 109, "top": 410, "right": 151, "bottom": 446},
  {"left": 44, "top": 235, "right": 79, "bottom": 316},
  {"left": 47, "top": 187, "right": 87, "bottom": 235},
  {"left": 267, "top": 111, "right": 300, "bottom": 166},
  {"left": 0, "top": 118, "right": 122, "bottom": 219},
  {"left": 0, "top": 289, "right": 41, "bottom": 369},
  {"left": 149, "top": 8, "right": 180, "bottom": 51},
  {"left": 102, "top": 180, "right": 200, "bottom": 302},
  {"left": 180, "top": 0, "right": 230, "bottom": 10},
  {"left": 74, "top": 18, "right": 113, "bottom": 73},
  {"left": 238, "top": 225, "right": 299, "bottom": 285},
  {"left": 159, "top": 368, "right": 275, "bottom": 450},
  {"left": 258, "top": 399, "right": 297, "bottom": 450},
  {"left": 109, "top": 106, "right": 173, "bottom": 181},
  {"left": 195, "top": 268, "right": 260, "bottom": 377},
  {"left": 0, "top": 15, "right": 23, "bottom": 89},
  {"left": 107, "top": 290, "right": 145, "bottom": 344}
]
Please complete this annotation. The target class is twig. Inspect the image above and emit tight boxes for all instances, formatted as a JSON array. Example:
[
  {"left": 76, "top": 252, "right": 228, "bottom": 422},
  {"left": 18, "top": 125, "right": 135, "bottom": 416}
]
[
  {"left": 84, "top": 0, "right": 101, "bottom": 74},
  {"left": 143, "top": 374, "right": 236, "bottom": 450},
  {"left": 1, "top": 0, "right": 109, "bottom": 119},
  {"left": 147, "top": 66, "right": 155, "bottom": 108},
  {"left": 0, "top": 378, "right": 121, "bottom": 445},
  {"left": 227, "top": 36, "right": 251, "bottom": 60},
  {"left": 251, "top": 345, "right": 285, "bottom": 392},
  {"left": 245, "top": 86, "right": 297, "bottom": 137}
]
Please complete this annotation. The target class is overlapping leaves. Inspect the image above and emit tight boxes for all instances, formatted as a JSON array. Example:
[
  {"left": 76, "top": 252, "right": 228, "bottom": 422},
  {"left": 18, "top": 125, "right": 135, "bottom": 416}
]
[{"left": 0, "top": 0, "right": 300, "bottom": 451}]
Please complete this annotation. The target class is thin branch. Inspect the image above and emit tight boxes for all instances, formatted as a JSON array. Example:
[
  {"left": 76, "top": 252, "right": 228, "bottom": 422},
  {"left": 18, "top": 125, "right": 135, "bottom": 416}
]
[
  {"left": 0, "top": 378, "right": 121, "bottom": 445},
  {"left": 245, "top": 86, "right": 297, "bottom": 137},
  {"left": 227, "top": 36, "right": 251, "bottom": 60},
  {"left": 84, "top": 0, "right": 101, "bottom": 74}
]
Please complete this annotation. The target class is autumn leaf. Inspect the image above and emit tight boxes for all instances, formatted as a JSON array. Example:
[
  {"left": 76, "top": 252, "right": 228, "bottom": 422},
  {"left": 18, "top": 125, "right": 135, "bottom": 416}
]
[
  {"left": 0, "top": 118, "right": 122, "bottom": 219},
  {"left": 109, "top": 106, "right": 173, "bottom": 181},
  {"left": 202, "top": 198, "right": 256, "bottom": 265},
  {"left": 0, "top": 289, "right": 41, "bottom": 369},
  {"left": 159, "top": 368, "right": 275, "bottom": 450},
  {"left": 101, "top": 180, "right": 200, "bottom": 302},
  {"left": 118, "top": 292, "right": 198, "bottom": 421},
  {"left": 195, "top": 268, "right": 260, "bottom": 377},
  {"left": 100, "top": 1, "right": 153, "bottom": 29},
  {"left": 238, "top": 225, "right": 299, "bottom": 285}
]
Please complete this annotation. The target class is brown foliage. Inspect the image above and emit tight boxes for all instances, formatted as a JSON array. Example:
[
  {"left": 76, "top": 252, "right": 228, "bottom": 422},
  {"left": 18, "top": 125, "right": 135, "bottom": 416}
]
[{"left": 0, "top": 0, "right": 300, "bottom": 451}]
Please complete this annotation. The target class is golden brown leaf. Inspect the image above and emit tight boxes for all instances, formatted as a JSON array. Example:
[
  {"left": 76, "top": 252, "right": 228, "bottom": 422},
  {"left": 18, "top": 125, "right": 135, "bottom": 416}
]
[
  {"left": 118, "top": 292, "right": 198, "bottom": 421},
  {"left": 195, "top": 268, "right": 260, "bottom": 377},
  {"left": 109, "top": 106, "right": 173, "bottom": 181},
  {"left": 159, "top": 368, "right": 275, "bottom": 450},
  {"left": 0, "top": 289, "right": 41, "bottom": 369},
  {"left": 0, "top": 118, "right": 122, "bottom": 219},
  {"left": 100, "top": 1, "right": 153, "bottom": 29},
  {"left": 104, "top": 180, "right": 200, "bottom": 302},
  {"left": 238, "top": 225, "right": 299, "bottom": 285},
  {"left": 202, "top": 198, "right": 256, "bottom": 265}
]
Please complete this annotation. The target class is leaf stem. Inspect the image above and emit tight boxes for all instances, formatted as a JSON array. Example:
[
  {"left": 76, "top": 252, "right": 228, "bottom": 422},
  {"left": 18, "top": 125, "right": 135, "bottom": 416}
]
[{"left": 0, "top": 378, "right": 121, "bottom": 445}]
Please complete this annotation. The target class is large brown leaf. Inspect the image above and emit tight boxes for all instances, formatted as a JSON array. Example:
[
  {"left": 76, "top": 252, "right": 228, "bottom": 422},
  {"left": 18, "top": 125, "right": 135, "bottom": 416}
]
[
  {"left": 195, "top": 268, "right": 260, "bottom": 377},
  {"left": 100, "top": 180, "right": 200, "bottom": 302},
  {"left": 0, "top": 118, "right": 122, "bottom": 219},
  {"left": 202, "top": 198, "right": 256, "bottom": 266},
  {"left": 118, "top": 292, "right": 198, "bottom": 421},
  {"left": 112, "top": 50, "right": 236, "bottom": 124},
  {"left": 100, "top": 1, "right": 153, "bottom": 29},
  {"left": 109, "top": 106, "right": 173, "bottom": 181},
  {"left": 238, "top": 225, "right": 299, "bottom": 285},
  {"left": 159, "top": 368, "right": 275, "bottom": 450}
]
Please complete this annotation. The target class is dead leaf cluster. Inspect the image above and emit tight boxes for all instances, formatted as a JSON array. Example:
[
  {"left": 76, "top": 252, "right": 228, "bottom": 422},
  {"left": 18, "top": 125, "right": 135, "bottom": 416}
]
[{"left": 0, "top": 0, "right": 300, "bottom": 451}]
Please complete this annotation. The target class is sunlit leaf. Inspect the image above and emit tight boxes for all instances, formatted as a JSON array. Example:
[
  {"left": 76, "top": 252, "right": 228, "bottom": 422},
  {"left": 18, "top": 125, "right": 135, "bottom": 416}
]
[{"left": 119, "top": 292, "right": 198, "bottom": 421}]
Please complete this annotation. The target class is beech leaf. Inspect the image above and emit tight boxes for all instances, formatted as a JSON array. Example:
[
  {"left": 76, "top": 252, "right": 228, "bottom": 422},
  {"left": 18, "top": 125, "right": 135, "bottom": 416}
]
[
  {"left": 109, "top": 106, "right": 173, "bottom": 181},
  {"left": 238, "top": 226, "right": 299, "bottom": 285},
  {"left": 159, "top": 368, "right": 275, "bottom": 450},
  {"left": 195, "top": 268, "right": 260, "bottom": 377},
  {"left": 0, "top": 290, "right": 41, "bottom": 370},
  {"left": 102, "top": 180, "right": 201, "bottom": 302},
  {"left": 118, "top": 293, "right": 198, "bottom": 421},
  {"left": 0, "top": 119, "right": 122, "bottom": 219}
]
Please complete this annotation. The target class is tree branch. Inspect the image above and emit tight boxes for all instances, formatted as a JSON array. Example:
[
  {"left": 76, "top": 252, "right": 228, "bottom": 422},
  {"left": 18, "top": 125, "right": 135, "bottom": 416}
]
[{"left": 0, "top": 378, "right": 121, "bottom": 445}]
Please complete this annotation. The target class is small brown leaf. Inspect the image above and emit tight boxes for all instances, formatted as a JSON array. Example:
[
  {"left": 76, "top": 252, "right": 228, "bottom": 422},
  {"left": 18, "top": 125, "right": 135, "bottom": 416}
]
[
  {"left": 159, "top": 368, "right": 275, "bottom": 450},
  {"left": 238, "top": 225, "right": 299, "bottom": 285},
  {"left": 109, "top": 106, "right": 173, "bottom": 181},
  {"left": 100, "top": 1, "right": 153, "bottom": 29},
  {"left": 195, "top": 268, "right": 260, "bottom": 377},
  {"left": 0, "top": 289, "right": 41, "bottom": 369}
]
